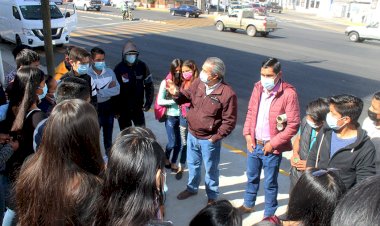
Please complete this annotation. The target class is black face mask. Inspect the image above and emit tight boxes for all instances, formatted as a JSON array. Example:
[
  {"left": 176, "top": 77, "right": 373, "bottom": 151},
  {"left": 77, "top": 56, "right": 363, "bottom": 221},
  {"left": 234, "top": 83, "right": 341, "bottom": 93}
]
[
  {"left": 64, "top": 61, "right": 72, "bottom": 71},
  {"left": 174, "top": 72, "right": 181, "bottom": 79},
  {"left": 368, "top": 109, "right": 380, "bottom": 122}
]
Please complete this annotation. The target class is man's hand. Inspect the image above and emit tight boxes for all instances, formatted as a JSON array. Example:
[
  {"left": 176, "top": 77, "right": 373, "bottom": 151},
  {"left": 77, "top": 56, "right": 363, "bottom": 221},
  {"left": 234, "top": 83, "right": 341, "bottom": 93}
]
[
  {"left": 166, "top": 79, "right": 179, "bottom": 96},
  {"left": 295, "top": 160, "right": 307, "bottom": 171},
  {"left": 263, "top": 142, "right": 274, "bottom": 156},
  {"left": 290, "top": 154, "right": 300, "bottom": 167},
  {"left": 108, "top": 81, "right": 116, "bottom": 88},
  {"left": 245, "top": 135, "right": 254, "bottom": 153}
]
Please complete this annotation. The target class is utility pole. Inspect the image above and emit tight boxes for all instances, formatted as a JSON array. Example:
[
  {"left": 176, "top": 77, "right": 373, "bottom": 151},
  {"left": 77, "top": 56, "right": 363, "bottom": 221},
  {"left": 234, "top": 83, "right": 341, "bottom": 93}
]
[{"left": 41, "top": 0, "right": 55, "bottom": 76}]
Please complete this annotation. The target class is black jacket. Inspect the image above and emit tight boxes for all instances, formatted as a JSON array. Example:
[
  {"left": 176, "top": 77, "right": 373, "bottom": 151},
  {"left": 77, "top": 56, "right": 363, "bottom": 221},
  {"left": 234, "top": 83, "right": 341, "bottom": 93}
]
[
  {"left": 113, "top": 60, "right": 154, "bottom": 113},
  {"left": 307, "top": 125, "right": 376, "bottom": 189}
]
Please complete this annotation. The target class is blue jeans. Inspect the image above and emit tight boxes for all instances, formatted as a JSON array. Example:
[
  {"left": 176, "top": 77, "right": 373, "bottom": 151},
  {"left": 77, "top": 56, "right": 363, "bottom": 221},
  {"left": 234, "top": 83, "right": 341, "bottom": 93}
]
[
  {"left": 1, "top": 175, "right": 16, "bottom": 226},
  {"left": 165, "top": 116, "right": 181, "bottom": 164},
  {"left": 178, "top": 115, "right": 188, "bottom": 165},
  {"left": 186, "top": 132, "right": 221, "bottom": 200},
  {"left": 98, "top": 100, "right": 114, "bottom": 156},
  {"left": 0, "top": 174, "right": 5, "bottom": 223},
  {"left": 243, "top": 145, "right": 282, "bottom": 217}
]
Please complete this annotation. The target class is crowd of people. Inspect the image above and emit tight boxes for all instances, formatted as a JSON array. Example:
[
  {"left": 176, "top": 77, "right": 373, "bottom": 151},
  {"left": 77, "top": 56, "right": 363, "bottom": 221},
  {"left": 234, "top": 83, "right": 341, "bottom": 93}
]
[{"left": 0, "top": 40, "right": 379, "bottom": 226}]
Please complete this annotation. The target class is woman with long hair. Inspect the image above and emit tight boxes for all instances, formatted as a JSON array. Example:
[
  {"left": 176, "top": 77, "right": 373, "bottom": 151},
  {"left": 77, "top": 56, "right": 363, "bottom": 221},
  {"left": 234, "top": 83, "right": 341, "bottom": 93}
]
[
  {"left": 2, "top": 67, "right": 33, "bottom": 132},
  {"left": 282, "top": 168, "right": 346, "bottom": 226},
  {"left": 157, "top": 58, "right": 183, "bottom": 172},
  {"left": 3, "top": 67, "right": 47, "bottom": 226},
  {"left": 94, "top": 127, "right": 171, "bottom": 226},
  {"left": 176, "top": 60, "right": 199, "bottom": 180},
  {"left": 15, "top": 99, "right": 104, "bottom": 226}
]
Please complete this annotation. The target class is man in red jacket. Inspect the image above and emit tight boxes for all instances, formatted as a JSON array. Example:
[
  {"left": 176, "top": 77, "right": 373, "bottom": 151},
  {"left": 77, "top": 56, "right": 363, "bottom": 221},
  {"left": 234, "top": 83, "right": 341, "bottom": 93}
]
[{"left": 239, "top": 58, "right": 300, "bottom": 218}]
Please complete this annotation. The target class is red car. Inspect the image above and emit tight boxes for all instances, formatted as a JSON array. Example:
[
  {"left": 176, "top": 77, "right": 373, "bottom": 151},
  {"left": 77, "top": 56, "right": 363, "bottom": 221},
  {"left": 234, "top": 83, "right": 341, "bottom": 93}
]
[{"left": 242, "top": 3, "right": 267, "bottom": 15}]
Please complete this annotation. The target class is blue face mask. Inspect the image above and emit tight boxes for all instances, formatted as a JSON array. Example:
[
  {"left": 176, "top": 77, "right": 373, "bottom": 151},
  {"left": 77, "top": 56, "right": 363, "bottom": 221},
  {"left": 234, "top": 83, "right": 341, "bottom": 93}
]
[
  {"left": 261, "top": 75, "right": 277, "bottom": 90},
  {"left": 38, "top": 84, "right": 48, "bottom": 100},
  {"left": 94, "top": 61, "right": 106, "bottom": 71},
  {"left": 77, "top": 63, "right": 89, "bottom": 75},
  {"left": 125, "top": 55, "right": 136, "bottom": 64}
]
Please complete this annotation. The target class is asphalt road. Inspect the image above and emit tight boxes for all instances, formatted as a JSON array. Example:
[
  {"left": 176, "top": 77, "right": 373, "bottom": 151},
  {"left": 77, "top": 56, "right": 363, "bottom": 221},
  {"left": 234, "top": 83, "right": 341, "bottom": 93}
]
[{"left": 2, "top": 7, "right": 380, "bottom": 151}]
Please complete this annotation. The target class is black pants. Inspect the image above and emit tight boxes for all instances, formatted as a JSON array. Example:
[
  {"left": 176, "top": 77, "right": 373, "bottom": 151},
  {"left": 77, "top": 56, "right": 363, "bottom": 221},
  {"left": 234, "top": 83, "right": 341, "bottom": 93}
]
[{"left": 118, "top": 108, "right": 145, "bottom": 130}]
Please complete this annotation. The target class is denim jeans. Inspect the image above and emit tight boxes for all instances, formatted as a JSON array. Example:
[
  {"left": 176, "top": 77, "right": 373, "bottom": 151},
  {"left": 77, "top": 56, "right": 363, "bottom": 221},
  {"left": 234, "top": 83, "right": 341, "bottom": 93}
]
[
  {"left": 178, "top": 115, "right": 188, "bottom": 165},
  {"left": 243, "top": 145, "right": 282, "bottom": 217},
  {"left": 0, "top": 174, "right": 5, "bottom": 223},
  {"left": 98, "top": 100, "right": 114, "bottom": 156},
  {"left": 1, "top": 175, "right": 16, "bottom": 226},
  {"left": 165, "top": 116, "right": 181, "bottom": 164},
  {"left": 186, "top": 132, "right": 221, "bottom": 200}
]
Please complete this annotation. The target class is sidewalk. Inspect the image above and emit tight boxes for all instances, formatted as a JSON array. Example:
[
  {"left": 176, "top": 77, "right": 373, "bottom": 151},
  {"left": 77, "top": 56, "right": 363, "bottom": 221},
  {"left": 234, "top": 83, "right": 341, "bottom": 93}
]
[{"left": 1, "top": 44, "right": 290, "bottom": 226}]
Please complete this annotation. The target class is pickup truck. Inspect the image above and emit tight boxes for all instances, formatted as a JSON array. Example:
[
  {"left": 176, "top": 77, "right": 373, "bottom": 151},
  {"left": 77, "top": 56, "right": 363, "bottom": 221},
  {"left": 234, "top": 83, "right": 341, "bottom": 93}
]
[
  {"left": 215, "top": 9, "right": 277, "bottom": 37},
  {"left": 345, "top": 22, "right": 380, "bottom": 42}
]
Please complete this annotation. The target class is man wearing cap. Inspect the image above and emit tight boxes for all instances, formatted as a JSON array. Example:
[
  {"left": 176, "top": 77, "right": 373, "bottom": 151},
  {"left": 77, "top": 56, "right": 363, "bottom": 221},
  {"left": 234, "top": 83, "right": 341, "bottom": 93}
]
[
  {"left": 113, "top": 40, "right": 154, "bottom": 130},
  {"left": 239, "top": 57, "right": 300, "bottom": 218}
]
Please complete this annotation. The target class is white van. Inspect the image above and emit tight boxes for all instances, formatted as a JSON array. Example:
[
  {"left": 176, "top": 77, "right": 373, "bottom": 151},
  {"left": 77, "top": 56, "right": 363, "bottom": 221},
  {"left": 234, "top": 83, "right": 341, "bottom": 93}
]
[{"left": 0, "top": 0, "right": 77, "bottom": 47}]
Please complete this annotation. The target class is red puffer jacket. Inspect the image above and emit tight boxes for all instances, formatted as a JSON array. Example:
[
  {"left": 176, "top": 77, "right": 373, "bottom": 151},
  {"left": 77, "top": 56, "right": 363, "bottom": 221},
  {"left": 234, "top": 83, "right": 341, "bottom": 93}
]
[{"left": 243, "top": 80, "right": 300, "bottom": 153}]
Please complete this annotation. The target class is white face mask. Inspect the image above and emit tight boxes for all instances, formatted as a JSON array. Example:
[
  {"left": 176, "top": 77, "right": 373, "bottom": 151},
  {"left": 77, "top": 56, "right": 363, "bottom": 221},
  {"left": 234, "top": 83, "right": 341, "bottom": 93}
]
[
  {"left": 200, "top": 71, "right": 210, "bottom": 84},
  {"left": 306, "top": 119, "right": 319, "bottom": 129},
  {"left": 326, "top": 112, "right": 346, "bottom": 131}
]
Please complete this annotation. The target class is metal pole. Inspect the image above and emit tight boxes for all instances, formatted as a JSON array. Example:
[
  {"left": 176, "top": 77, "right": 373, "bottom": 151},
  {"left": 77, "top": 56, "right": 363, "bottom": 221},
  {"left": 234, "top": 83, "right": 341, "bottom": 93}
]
[
  {"left": 41, "top": 0, "right": 55, "bottom": 76},
  {"left": 0, "top": 50, "right": 4, "bottom": 87}
]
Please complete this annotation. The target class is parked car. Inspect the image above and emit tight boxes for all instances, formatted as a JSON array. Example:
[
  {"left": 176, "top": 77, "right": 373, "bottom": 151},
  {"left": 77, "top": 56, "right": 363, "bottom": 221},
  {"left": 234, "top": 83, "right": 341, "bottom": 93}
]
[
  {"left": 345, "top": 22, "right": 380, "bottom": 42},
  {"left": 265, "top": 2, "right": 282, "bottom": 13},
  {"left": 215, "top": 9, "right": 277, "bottom": 37},
  {"left": 51, "top": 0, "right": 63, "bottom": 5},
  {"left": 242, "top": 2, "right": 267, "bottom": 15},
  {"left": 170, "top": 5, "right": 202, "bottom": 18},
  {"left": 74, "top": 0, "right": 102, "bottom": 11}
]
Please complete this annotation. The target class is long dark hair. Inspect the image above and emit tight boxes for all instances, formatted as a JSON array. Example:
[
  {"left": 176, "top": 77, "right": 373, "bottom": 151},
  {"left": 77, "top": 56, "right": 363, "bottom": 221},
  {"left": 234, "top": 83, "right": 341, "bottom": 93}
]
[
  {"left": 169, "top": 58, "right": 183, "bottom": 86},
  {"left": 11, "top": 67, "right": 45, "bottom": 132},
  {"left": 4, "top": 67, "right": 35, "bottom": 132},
  {"left": 331, "top": 174, "right": 380, "bottom": 226},
  {"left": 286, "top": 168, "right": 346, "bottom": 226},
  {"left": 94, "top": 127, "right": 165, "bottom": 226},
  {"left": 15, "top": 99, "right": 104, "bottom": 226}
]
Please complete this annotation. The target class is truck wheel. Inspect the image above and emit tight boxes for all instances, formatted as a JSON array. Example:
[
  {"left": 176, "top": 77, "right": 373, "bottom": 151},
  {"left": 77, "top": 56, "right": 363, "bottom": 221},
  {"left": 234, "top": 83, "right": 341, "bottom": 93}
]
[
  {"left": 84, "top": 5, "right": 88, "bottom": 11},
  {"left": 185, "top": 12, "right": 190, "bottom": 18},
  {"left": 230, "top": 28, "right": 237, "bottom": 32},
  {"left": 171, "top": 11, "right": 175, "bottom": 16},
  {"left": 278, "top": 11, "right": 282, "bottom": 14},
  {"left": 246, "top": 25, "right": 257, "bottom": 37},
  {"left": 349, "top": 32, "right": 360, "bottom": 42},
  {"left": 16, "top": 35, "right": 22, "bottom": 46},
  {"left": 216, "top": 21, "right": 224, "bottom": 31},
  {"left": 96, "top": 8, "right": 100, "bottom": 11},
  {"left": 195, "top": 15, "right": 199, "bottom": 18}
]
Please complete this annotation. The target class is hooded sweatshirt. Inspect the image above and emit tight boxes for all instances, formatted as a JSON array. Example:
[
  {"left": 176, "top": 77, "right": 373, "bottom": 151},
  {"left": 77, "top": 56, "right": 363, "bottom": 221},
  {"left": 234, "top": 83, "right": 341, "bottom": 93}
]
[{"left": 306, "top": 125, "right": 376, "bottom": 189}]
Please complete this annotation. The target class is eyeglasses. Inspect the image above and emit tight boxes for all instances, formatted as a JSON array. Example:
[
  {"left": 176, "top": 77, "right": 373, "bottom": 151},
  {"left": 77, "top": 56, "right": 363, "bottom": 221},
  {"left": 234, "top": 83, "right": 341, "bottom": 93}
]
[{"left": 312, "top": 168, "right": 339, "bottom": 177}]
